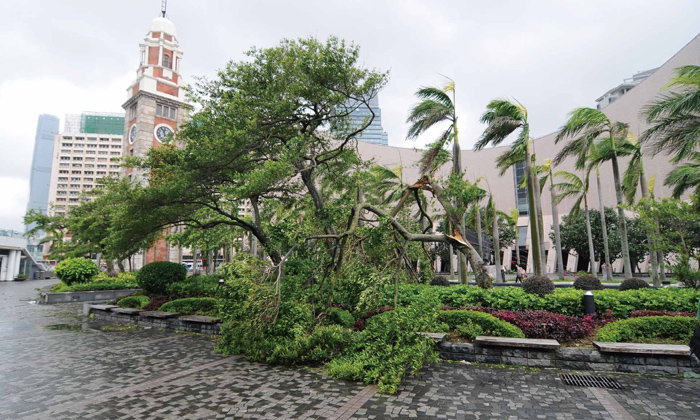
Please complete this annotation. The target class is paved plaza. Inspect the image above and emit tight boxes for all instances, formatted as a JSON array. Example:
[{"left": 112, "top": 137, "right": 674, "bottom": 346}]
[{"left": 1, "top": 280, "right": 700, "bottom": 419}]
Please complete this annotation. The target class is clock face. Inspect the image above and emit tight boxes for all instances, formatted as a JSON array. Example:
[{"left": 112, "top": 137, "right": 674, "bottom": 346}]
[
  {"left": 128, "top": 125, "right": 138, "bottom": 144},
  {"left": 155, "top": 125, "right": 174, "bottom": 142}
]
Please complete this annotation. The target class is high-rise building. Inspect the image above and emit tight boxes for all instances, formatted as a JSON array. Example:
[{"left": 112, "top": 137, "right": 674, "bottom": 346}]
[
  {"left": 47, "top": 113, "right": 125, "bottom": 217},
  {"left": 26, "top": 114, "right": 60, "bottom": 224},
  {"left": 347, "top": 95, "right": 389, "bottom": 145},
  {"left": 26, "top": 114, "right": 59, "bottom": 258}
]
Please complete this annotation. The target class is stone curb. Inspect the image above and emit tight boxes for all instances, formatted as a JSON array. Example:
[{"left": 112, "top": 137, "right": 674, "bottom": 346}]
[
  {"left": 438, "top": 340, "right": 700, "bottom": 375},
  {"left": 87, "top": 304, "right": 221, "bottom": 335}
]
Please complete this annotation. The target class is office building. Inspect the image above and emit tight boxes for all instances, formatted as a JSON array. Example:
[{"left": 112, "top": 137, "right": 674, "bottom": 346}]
[
  {"left": 347, "top": 95, "right": 390, "bottom": 145},
  {"left": 47, "top": 113, "right": 125, "bottom": 217}
]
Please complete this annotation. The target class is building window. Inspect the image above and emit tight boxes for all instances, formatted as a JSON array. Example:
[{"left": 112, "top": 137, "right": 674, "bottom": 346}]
[
  {"left": 156, "top": 104, "right": 177, "bottom": 120},
  {"left": 163, "top": 54, "right": 171, "bottom": 69}
]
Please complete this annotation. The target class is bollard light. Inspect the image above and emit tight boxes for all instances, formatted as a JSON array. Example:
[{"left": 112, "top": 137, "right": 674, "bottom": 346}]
[
  {"left": 218, "top": 278, "right": 225, "bottom": 287},
  {"left": 583, "top": 286, "right": 596, "bottom": 316}
]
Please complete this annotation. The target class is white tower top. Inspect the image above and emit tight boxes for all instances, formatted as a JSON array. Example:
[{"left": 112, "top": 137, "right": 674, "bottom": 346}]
[{"left": 149, "top": 17, "right": 177, "bottom": 37}]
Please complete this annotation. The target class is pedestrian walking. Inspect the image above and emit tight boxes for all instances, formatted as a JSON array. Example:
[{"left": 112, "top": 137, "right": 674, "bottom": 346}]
[{"left": 515, "top": 266, "right": 524, "bottom": 283}]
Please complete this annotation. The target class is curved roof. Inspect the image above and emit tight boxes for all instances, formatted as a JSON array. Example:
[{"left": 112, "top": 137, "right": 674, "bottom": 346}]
[{"left": 149, "top": 17, "right": 177, "bottom": 37}]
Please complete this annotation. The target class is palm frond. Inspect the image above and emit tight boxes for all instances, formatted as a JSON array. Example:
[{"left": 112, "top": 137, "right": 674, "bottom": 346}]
[{"left": 406, "top": 100, "right": 453, "bottom": 139}]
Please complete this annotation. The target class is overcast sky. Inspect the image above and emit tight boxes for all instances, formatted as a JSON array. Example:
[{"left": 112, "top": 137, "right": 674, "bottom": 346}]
[{"left": 1, "top": 0, "right": 699, "bottom": 231}]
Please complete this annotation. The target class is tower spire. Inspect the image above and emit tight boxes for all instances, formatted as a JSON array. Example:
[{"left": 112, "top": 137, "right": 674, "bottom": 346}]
[{"left": 161, "top": 0, "right": 167, "bottom": 17}]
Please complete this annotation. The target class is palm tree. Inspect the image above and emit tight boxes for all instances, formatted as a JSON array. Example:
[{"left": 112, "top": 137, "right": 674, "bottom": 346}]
[
  {"left": 540, "top": 159, "right": 565, "bottom": 279},
  {"left": 619, "top": 135, "right": 661, "bottom": 285},
  {"left": 476, "top": 99, "right": 546, "bottom": 276},
  {"left": 407, "top": 80, "right": 468, "bottom": 283},
  {"left": 554, "top": 114, "right": 612, "bottom": 280},
  {"left": 554, "top": 170, "right": 597, "bottom": 275},
  {"left": 642, "top": 65, "right": 700, "bottom": 163},
  {"left": 554, "top": 108, "right": 633, "bottom": 279}
]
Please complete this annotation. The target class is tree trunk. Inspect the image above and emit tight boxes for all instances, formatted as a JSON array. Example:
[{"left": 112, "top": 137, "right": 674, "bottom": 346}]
[
  {"left": 596, "top": 170, "right": 613, "bottom": 280},
  {"left": 549, "top": 172, "right": 565, "bottom": 279},
  {"left": 638, "top": 170, "right": 660, "bottom": 286},
  {"left": 583, "top": 196, "right": 597, "bottom": 275},
  {"left": 452, "top": 117, "right": 468, "bottom": 285},
  {"left": 524, "top": 142, "right": 543, "bottom": 276},
  {"left": 476, "top": 205, "right": 483, "bottom": 258},
  {"left": 610, "top": 151, "right": 633, "bottom": 279},
  {"left": 533, "top": 173, "right": 547, "bottom": 273},
  {"left": 493, "top": 210, "right": 502, "bottom": 283},
  {"left": 514, "top": 227, "right": 520, "bottom": 267}
]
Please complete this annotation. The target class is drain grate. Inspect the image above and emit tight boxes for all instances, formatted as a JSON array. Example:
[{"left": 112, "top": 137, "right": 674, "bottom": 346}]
[{"left": 561, "top": 374, "right": 623, "bottom": 390}]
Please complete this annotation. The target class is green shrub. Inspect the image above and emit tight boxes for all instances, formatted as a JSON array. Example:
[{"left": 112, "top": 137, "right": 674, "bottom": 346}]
[
  {"left": 117, "top": 295, "right": 150, "bottom": 309},
  {"left": 326, "top": 289, "right": 442, "bottom": 394},
  {"left": 596, "top": 316, "right": 699, "bottom": 343},
  {"left": 328, "top": 308, "right": 355, "bottom": 328},
  {"left": 376, "top": 283, "right": 700, "bottom": 318},
  {"left": 619, "top": 278, "right": 650, "bottom": 291},
  {"left": 573, "top": 275, "right": 603, "bottom": 290},
  {"left": 165, "top": 275, "right": 220, "bottom": 297},
  {"left": 674, "top": 260, "right": 700, "bottom": 289},
  {"left": 438, "top": 310, "right": 524, "bottom": 338},
  {"left": 268, "top": 325, "right": 356, "bottom": 365},
  {"left": 54, "top": 258, "right": 98, "bottom": 285},
  {"left": 430, "top": 275, "right": 450, "bottom": 287},
  {"left": 159, "top": 297, "right": 220, "bottom": 315},
  {"left": 216, "top": 277, "right": 315, "bottom": 364},
  {"left": 136, "top": 262, "right": 187, "bottom": 295},
  {"left": 68, "top": 281, "right": 138, "bottom": 292},
  {"left": 456, "top": 322, "right": 483, "bottom": 340},
  {"left": 93, "top": 271, "right": 137, "bottom": 284},
  {"left": 522, "top": 275, "right": 555, "bottom": 296}
]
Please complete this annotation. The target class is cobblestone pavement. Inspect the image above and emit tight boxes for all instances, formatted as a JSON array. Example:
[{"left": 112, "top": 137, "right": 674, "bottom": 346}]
[{"left": 1, "top": 280, "right": 700, "bottom": 419}]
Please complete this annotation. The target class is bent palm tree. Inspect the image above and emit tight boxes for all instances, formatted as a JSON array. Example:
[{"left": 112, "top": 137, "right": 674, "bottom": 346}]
[
  {"left": 554, "top": 170, "right": 597, "bottom": 275},
  {"left": 555, "top": 113, "right": 612, "bottom": 279},
  {"left": 476, "top": 99, "right": 546, "bottom": 276},
  {"left": 540, "top": 159, "right": 565, "bottom": 279},
  {"left": 407, "top": 80, "right": 468, "bottom": 283},
  {"left": 642, "top": 65, "right": 700, "bottom": 163},
  {"left": 620, "top": 135, "right": 661, "bottom": 285},
  {"left": 555, "top": 108, "right": 632, "bottom": 279}
]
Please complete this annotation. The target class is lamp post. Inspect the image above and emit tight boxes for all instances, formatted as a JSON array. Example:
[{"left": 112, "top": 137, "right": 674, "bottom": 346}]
[{"left": 583, "top": 286, "right": 596, "bottom": 316}]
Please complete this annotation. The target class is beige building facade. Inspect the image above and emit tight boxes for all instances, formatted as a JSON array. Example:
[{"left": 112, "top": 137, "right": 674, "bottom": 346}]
[{"left": 47, "top": 131, "right": 124, "bottom": 217}]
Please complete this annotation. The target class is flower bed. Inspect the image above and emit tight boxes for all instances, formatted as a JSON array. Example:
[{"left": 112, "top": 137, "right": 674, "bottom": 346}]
[{"left": 378, "top": 284, "right": 700, "bottom": 317}]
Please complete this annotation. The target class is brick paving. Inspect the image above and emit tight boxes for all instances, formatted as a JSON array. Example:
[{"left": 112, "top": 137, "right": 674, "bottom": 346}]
[{"left": 1, "top": 280, "right": 700, "bottom": 419}]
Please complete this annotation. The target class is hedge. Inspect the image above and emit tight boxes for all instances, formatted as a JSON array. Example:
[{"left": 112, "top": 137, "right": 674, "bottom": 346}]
[
  {"left": 438, "top": 310, "right": 524, "bottom": 339},
  {"left": 164, "top": 275, "right": 221, "bottom": 298},
  {"left": 159, "top": 297, "right": 220, "bottom": 315},
  {"left": 377, "top": 283, "right": 700, "bottom": 318},
  {"left": 50, "top": 280, "right": 139, "bottom": 293},
  {"left": 596, "top": 316, "right": 699, "bottom": 343},
  {"left": 117, "top": 295, "right": 150, "bottom": 309}
]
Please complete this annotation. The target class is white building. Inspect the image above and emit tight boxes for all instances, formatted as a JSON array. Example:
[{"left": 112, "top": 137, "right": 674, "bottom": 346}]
[
  {"left": 47, "top": 128, "right": 124, "bottom": 217},
  {"left": 595, "top": 68, "right": 658, "bottom": 110}
]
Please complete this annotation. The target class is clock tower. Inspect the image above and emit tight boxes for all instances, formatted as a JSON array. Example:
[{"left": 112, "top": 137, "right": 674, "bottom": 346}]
[
  {"left": 122, "top": 10, "right": 189, "bottom": 267},
  {"left": 122, "top": 13, "right": 187, "bottom": 182}
]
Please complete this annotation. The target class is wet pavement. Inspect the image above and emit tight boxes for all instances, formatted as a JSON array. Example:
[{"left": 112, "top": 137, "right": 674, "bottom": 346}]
[{"left": 1, "top": 279, "right": 699, "bottom": 419}]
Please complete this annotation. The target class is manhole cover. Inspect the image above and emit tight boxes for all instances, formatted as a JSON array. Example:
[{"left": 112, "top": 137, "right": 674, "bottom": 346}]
[{"left": 561, "top": 374, "right": 623, "bottom": 390}]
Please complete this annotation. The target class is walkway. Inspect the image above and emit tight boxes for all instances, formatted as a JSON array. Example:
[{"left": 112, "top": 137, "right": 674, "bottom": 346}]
[{"left": 1, "top": 280, "right": 699, "bottom": 419}]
